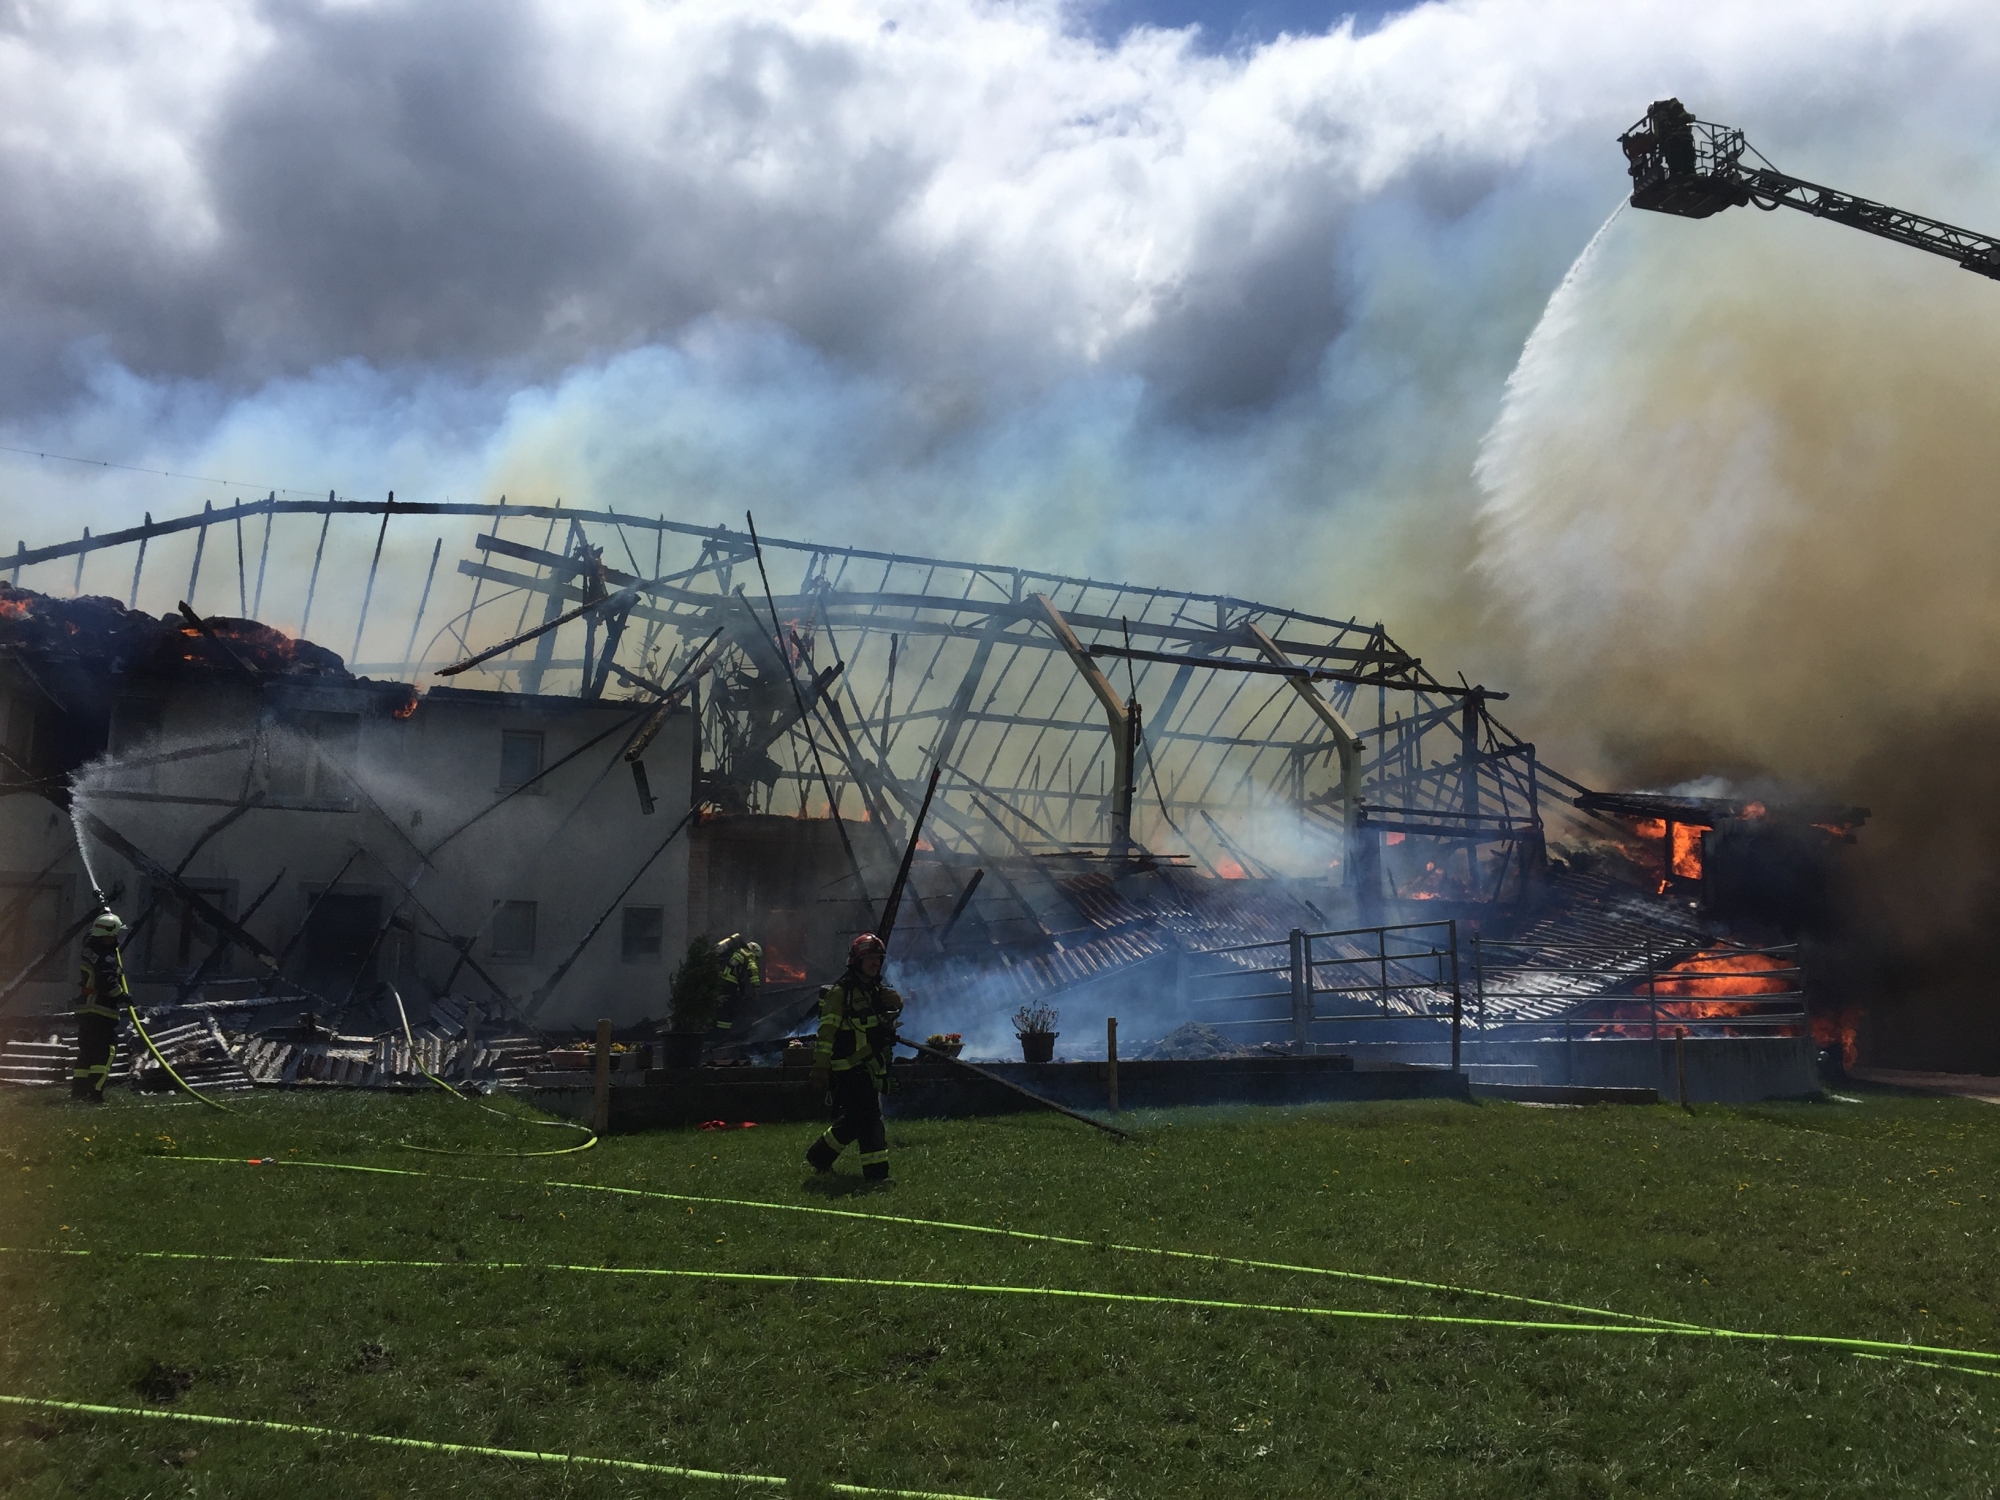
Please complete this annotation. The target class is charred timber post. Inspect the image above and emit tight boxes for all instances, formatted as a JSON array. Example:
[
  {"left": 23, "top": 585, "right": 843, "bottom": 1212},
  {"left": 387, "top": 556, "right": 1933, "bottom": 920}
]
[
  {"left": 1243, "top": 621, "right": 1375, "bottom": 915},
  {"left": 745, "top": 511, "right": 871, "bottom": 900},
  {"left": 875, "top": 762, "right": 943, "bottom": 943},
  {"left": 252, "top": 497, "right": 273, "bottom": 619},
  {"left": 232, "top": 509, "right": 245, "bottom": 616},
  {"left": 592, "top": 1018, "right": 613, "bottom": 1135},
  {"left": 518, "top": 517, "right": 578, "bottom": 696},
  {"left": 1031, "top": 593, "right": 1135, "bottom": 858},
  {"left": 186, "top": 500, "right": 211, "bottom": 605},
  {"left": 1448, "top": 919, "right": 1464, "bottom": 1075},
  {"left": 1106, "top": 1015, "right": 1118, "bottom": 1111},
  {"left": 129, "top": 514, "right": 149, "bottom": 608},
  {"left": 939, "top": 868, "right": 985, "bottom": 946},
  {"left": 351, "top": 494, "right": 393, "bottom": 666},
  {"left": 299, "top": 499, "right": 332, "bottom": 639},
  {"left": 1289, "top": 928, "right": 1312, "bottom": 1048},
  {"left": 401, "top": 537, "right": 443, "bottom": 675}
]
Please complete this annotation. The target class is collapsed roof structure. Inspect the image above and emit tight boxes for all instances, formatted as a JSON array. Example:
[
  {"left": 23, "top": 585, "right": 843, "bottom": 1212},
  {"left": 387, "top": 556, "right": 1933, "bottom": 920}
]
[{"left": 0, "top": 496, "right": 1862, "bottom": 1078}]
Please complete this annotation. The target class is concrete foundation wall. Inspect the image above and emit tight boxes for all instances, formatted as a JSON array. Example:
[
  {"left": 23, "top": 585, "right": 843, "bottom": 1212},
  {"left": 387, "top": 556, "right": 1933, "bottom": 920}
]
[{"left": 1338, "top": 1034, "right": 1821, "bottom": 1103}]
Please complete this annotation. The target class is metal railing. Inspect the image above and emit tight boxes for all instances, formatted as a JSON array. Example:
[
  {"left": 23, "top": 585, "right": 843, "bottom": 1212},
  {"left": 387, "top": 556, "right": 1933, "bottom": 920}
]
[
  {"left": 1181, "top": 925, "right": 1809, "bottom": 1075},
  {"left": 1470, "top": 938, "right": 1807, "bottom": 1042},
  {"left": 1184, "top": 919, "right": 1466, "bottom": 1068}
]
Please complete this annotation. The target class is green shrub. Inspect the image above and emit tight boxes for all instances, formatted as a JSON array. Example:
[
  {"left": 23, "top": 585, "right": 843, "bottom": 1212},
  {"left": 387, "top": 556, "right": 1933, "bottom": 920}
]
[{"left": 667, "top": 934, "right": 725, "bottom": 1032}]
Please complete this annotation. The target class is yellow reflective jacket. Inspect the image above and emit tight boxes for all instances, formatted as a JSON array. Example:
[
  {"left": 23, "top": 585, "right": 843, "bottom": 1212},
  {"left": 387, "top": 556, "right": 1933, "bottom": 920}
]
[
  {"left": 76, "top": 940, "right": 128, "bottom": 1020},
  {"left": 721, "top": 945, "right": 762, "bottom": 992},
  {"left": 813, "top": 973, "right": 902, "bottom": 1081}
]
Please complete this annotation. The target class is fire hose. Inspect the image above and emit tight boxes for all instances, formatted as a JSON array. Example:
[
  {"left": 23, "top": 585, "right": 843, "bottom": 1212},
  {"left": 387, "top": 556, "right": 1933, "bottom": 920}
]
[{"left": 894, "top": 1033, "right": 1128, "bottom": 1140}]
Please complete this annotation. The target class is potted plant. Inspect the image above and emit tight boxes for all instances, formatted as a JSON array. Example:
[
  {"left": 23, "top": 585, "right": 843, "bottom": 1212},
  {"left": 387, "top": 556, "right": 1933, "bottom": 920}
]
[
  {"left": 1013, "top": 1003, "right": 1058, "bottom": 1064},
  {"left": 662, "top": 936, "right": 724, "bottom": 1068},
  {"left": 924, "top": 1032, "right": 964, "bottom": 1059}
]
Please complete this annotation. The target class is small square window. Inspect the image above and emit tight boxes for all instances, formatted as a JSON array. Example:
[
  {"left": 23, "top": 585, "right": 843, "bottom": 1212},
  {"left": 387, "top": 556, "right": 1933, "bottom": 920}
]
[
  {"left": 490, "top": 900, "right": 537, "bottom": 961},
  {"left": 621, "top": 906, "right": 663, "bottom": 963},
  {"left": 499, "top": 730, "right": 544, "bottom": 790}
]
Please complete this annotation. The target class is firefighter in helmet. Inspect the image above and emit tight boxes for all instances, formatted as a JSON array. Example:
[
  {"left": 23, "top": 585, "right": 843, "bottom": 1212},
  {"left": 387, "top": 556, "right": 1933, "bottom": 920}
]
[
  {"left": 805, "top": 933, "right": 902, "bottom": 1182},
  {"left": 73, "top": 910, "right": 128, "bottom": 1102},
  {"left": 714, "top": 934, "right": 763, "bottom": 1038}
]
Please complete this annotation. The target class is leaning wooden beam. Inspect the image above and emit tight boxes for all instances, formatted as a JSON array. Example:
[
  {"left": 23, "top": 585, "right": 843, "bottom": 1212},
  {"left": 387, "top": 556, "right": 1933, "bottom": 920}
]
[
  {"left": 897, "top": 1034, "right": 1129, "bottom": 1140},
  {"left": 77, "top": 810, "right": 279, "bottom": 972},
  {"left": 1032, "top": 593, "right": 1134, "bottom": 856},
  {"left": 1085, "top": 642, "right": 1438, "bottom": 691},
  {"left": 436, "top": 583, "right": 640, "bottom": 676},
  {"left": 0, "top": 905, "right": 107, "bottom": 1013},
  {"left": 528, "top": 805, "right": 699, "bottom": 1015}
]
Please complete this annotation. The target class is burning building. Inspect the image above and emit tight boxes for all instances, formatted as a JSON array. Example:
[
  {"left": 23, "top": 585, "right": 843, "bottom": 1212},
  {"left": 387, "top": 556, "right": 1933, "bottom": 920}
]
[{"left": 0, "top": 496, "right": 1851, "bottom": 1101}]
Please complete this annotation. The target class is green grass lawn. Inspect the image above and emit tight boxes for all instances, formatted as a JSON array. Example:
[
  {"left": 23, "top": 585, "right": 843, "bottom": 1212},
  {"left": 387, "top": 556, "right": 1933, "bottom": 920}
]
[{"left": 1, "top": 1083, "right": 1995, "bottom": 1498}]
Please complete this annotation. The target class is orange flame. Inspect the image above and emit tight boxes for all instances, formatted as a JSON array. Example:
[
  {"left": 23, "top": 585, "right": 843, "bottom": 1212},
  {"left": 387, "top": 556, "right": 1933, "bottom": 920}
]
[
  {"left": 1671, "top": 823, "right": 1703, "bottom": 880},
  {"left": 392, "top": 687, "right": 419, "bottom": 720},
  {"left": 1215, "top": 858, "right": 1247, "bottom": 880},
  {"left": 1634, "top": 818, "right": 1666, "bottom": 839},
  {"left": 766, "top": 959, "right": 806, "bottom": 983},
  {"left": 1811, "top": 1005, "right": 1862, "bottom": 1068},
  {"left": 1650, "top": 949, "right": 1791, "bottom": 998},
  {"left": 0, "top": 595, "right": 31, "bottom": 621}
]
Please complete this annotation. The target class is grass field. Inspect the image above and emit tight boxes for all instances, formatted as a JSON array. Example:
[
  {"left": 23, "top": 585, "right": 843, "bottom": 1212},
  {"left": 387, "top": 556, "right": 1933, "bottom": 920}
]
[{"left": 1, "top": 1083, "right": 1995, "bottom": 1497}]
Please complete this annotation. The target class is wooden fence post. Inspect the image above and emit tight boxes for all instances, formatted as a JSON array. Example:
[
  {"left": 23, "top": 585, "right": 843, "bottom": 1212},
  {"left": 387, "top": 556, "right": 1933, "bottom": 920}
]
[
  {"left": 1106, "top": 1016, "right": 1118, "bottom": 1112},
  {"left": 592, "top": 1017, "right": 613, "bottom": 1134}
]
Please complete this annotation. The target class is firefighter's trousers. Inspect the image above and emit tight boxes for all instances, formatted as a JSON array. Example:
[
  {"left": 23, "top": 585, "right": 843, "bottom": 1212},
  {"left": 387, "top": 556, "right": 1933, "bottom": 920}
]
[
  {"left": 807, "top": 1067, "right": 889, "bottom": 1179},
  {"left": 72, "top": 1012, "right": 117, "bottom": 1101}
]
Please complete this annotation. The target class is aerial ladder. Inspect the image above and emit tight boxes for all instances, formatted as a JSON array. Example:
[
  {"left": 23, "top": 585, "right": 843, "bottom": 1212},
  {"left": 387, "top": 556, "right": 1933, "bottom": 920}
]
[{"left": 1618, "top": 99, "right": 2000, "bottom": 280}]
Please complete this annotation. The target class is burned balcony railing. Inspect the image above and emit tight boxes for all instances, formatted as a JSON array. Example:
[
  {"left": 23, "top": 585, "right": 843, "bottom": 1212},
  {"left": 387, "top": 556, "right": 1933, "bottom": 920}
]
[
  {"left": 1469, "top": 938, "right": 1808, "bottom": 1044},
  {"left": 1184, "top": 917, "right": 1467, "bottom": 1068}
]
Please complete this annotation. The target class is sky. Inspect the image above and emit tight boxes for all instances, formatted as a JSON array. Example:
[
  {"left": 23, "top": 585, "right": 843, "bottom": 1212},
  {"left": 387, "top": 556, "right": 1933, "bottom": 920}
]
[{"left": 4, "top": 0, "right": 2000, "bottom": 829}]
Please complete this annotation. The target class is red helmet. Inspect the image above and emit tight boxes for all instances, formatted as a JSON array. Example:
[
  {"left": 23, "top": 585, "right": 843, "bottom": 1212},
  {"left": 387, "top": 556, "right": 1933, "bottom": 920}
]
[{"left": 849, "top": 933, "right": 887, "bottom": 965}]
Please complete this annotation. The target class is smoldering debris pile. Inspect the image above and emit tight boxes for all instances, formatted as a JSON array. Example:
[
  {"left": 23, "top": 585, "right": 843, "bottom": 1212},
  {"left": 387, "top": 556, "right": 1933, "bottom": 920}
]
[
  {"left": 0, "top": 582, "right": 351, "bottom": 682},
  {"left": 1129, "top": 1022, "right": 1293, "bottom": 1061},
  {"left": 0, "top": 1002, "right": 546, "bottom": 1093}
]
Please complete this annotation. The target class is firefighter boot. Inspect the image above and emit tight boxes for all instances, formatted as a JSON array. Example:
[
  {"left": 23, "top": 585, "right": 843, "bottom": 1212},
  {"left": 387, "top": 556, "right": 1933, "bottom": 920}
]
[
  {"left": 805, "top": 1132, "right": 842, "bottom": 1174},
  {"left": 861, "top": 1150, "right": 891, "bottom": 1183}
]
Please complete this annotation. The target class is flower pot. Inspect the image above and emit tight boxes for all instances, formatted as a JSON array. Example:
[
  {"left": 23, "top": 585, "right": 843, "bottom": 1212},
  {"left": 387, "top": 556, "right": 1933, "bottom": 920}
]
[
  {"left": 1019, "top": 1031, "right": 1057, "bottom": 1064},
  {"left": 660, "top": 1031, "right": 705, "bottom": 1069}
]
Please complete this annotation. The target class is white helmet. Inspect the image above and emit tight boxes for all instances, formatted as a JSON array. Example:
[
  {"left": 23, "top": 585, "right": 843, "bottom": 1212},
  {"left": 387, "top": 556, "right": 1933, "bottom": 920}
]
[
  {"left": 744, "top": 941, "right": 763, "bottom": 959},
  {"left": 89, "top": 911, "right": 125, "bottom": 938}
]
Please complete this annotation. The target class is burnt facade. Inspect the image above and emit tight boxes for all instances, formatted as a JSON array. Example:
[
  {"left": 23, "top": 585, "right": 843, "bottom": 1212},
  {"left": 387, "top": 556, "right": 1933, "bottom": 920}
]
[{"left": 0, "top": 588, "right": 692, "bottom": 1029}]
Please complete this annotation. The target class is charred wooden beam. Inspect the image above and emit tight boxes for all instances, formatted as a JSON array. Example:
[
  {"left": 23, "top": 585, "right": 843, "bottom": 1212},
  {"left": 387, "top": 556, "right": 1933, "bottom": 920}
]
[{"left": 1086, "top": 642, "right": 1433, "bottom": 690}]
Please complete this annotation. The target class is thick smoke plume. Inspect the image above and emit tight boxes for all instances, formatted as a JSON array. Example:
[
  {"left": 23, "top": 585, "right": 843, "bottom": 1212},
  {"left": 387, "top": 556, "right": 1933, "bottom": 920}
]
[{"left": 1475, "top": 167, "right": 2000, "bottom": 1066}]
